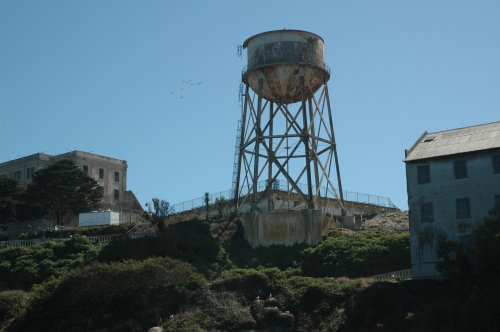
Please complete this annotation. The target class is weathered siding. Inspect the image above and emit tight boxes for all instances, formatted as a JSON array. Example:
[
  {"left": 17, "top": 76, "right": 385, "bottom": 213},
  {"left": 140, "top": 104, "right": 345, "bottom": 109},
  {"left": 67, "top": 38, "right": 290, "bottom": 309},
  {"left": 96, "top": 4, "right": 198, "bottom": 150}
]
[{"left": 406, "top": 148, "right": 500, "bottom": 278}]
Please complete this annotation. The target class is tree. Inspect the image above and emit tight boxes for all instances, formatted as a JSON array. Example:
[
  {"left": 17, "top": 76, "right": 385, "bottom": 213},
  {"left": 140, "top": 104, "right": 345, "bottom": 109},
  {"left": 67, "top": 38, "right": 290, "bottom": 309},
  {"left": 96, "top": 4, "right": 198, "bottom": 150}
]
[
  {"left": 437, "top": 207, "right": 500, "bottom": 279},
  {"left": 24, "top": 160, "right": 102, "bottom": 225},
  {"left": 144, "top": 198, "right": 174, "bottom": 231},
  {"left": 0, "top": 176, "right": 24, "bottom": 225},
  {"left": 215, "top": 196, "right": 228, "bottom": 218},
  {"left": 204, "top": 192, "right": 210, "bottom": 220}
]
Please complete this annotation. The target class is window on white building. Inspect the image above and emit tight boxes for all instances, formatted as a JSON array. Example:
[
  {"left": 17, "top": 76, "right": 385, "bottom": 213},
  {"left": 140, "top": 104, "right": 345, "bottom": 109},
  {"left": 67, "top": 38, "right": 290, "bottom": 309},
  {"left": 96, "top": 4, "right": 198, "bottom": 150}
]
[
  {"left": 114, "top": 171, "right": 119, "bottom": 183},
  {"left": 113, "top": 189, "right": 120, "bottom": 201},
  {"left": 99, "top": 168, "right": 104, "bottom": 180},
  {"left": 83, "top": 165, "right": 89, "bottom": 175},
  {"left": 13, "top": 171, "right": 21, "bottom": 181},
  {"left": 26, "top": 167, "right": 35, "bottom": 180},
  {"left": 493, "top": 155, "right": 500, "bottom": 174},
  {"left": 417, "top": 165, "right": 431, "bottom": 184},
  {"left": 456, "top": 198, "right": 471, "bottom": 219},
  {"left": 420, "top": 202, "right": 434, "bottom": 223},
  {"left": 454, "top": 159, "right": 467, "bottom": 179}
]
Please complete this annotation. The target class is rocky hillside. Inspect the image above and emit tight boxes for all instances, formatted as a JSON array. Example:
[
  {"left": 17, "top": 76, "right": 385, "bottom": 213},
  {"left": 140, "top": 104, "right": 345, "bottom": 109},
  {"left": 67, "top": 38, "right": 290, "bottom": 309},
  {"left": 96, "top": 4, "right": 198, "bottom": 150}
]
[{"left": 362, "top": 211, "right": 409, "bottom": 231}]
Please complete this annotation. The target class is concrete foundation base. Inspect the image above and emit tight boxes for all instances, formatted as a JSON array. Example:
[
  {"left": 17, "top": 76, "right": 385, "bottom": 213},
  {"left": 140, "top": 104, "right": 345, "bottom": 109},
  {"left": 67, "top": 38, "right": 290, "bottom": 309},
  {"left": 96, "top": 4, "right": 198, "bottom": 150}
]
[{"left": 243, "top": 209, "right": 334, "bottom": 247}]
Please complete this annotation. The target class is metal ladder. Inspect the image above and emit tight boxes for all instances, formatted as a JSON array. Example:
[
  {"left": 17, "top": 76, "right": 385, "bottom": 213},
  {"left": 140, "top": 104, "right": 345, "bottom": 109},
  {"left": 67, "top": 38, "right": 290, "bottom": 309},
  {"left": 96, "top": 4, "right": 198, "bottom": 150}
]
[{"left": 231, "top": 83, "right": 245, "bottom": 199}]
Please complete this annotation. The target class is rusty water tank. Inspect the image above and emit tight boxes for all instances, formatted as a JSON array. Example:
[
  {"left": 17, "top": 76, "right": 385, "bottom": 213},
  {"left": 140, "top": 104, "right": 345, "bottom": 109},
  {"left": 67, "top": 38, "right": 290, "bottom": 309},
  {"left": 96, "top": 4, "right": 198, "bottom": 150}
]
[{"left": 243, "top": 29, "right": 330, "bottom": 104}]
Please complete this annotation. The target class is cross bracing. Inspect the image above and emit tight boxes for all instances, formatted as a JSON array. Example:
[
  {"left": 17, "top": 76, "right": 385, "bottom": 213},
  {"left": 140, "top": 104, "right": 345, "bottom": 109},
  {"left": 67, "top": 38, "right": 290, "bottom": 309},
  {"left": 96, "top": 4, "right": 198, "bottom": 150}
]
[{"left": 234, "top": 78, "right": 346, "bottom": 213}]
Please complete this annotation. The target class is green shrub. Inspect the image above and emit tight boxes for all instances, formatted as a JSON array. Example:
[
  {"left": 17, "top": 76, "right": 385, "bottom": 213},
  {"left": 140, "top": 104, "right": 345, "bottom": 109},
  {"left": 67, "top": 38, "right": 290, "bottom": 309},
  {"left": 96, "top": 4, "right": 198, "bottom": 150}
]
[
  {"left": 8, "top": 257, "right": 206, "bottom": 332},
  {"left": 283, "top": 276, "right": 367, "bottom": 311},
  {"left": 302, "top": 230, "right": 410, "bottom": 277},
  {"left": 17, "top": 232, "right": 39, "bottom": 240},
  {"left": 39, "top": 224, "right": 132, "bottom": 239},
  {"left": 339, "top": 279, "right": 468, "bottom": 332},
  {"left": 0, "top": 235, "right": 97, "bottom": 290},
  {"left": 211, "top": 268, "right": 286, "bottom": 303},
  {"left": 0, "top": 290, "right": 28, "bottom": 329},
  {"left": 438, "top": 207, "right": 500, "bottom": 280},
  {"left": 98, "top": 220, "right": 231, "bottom": 277},
  {"left": 164, "top": 291, "right": 256, "bottom": 331},
  {"left": 273, "top": 276, "right": 367, "bottom": 331}
]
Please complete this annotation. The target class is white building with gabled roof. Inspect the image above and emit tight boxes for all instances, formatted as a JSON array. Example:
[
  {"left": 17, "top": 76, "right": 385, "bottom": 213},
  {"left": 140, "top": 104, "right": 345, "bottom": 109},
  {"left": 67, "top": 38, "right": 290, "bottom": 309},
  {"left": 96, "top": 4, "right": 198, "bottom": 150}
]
[{"left": 404, "top": 121, "right": 500, "bottom": 278}]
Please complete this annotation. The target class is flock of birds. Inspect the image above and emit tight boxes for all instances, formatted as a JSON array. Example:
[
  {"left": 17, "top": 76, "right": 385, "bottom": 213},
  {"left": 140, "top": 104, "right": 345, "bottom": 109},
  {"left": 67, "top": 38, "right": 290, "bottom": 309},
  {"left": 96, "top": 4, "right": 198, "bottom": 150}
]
[{"left": 170, "top": 80, "right": 203, "bottom": 99}]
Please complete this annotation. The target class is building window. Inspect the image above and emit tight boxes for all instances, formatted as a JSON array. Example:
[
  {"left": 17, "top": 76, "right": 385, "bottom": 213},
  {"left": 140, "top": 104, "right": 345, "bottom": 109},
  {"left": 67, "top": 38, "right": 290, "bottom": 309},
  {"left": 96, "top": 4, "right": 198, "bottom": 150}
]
[
  {"left": 26, "top": 167, "right": 35, "bottom": 180},
  {"left": 420, "top": 202, "right": 434, "bottom": 223},
  {"left": 99, "top": 168, "right": 104, "bottom": 180},
  {"left": 114, "top": 171, "right": 120, "bottom": 182},
  {"left": 495, "top": 194, "right": 500, "bottom": 207},
  {"left": 454, "top": 159, "right": 467, "bottom": 179},
  {"left": 456, "top": 198, "right": 471, "bottom": 219},
  {"left": 113, "top": 189, "right": 120, "bottom": 201},
  {"left": 13, "top": 171, "right": 21, "bottom": 181},
  {"left": 417, "top": 165, "right": 430, "bottom": 184},
  {"left": 83, "top": 165, "right": 89, "bottom": 175},
  {"left": 493, "top": 155, "right": 500, "bottom": 174}
]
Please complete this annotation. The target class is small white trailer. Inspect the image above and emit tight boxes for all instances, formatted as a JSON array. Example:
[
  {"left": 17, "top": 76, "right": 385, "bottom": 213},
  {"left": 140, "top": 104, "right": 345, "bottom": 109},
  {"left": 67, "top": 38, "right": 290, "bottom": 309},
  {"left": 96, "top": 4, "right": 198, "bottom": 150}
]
[{"left": 78, "top": 211, "right": 120, "bottom": 227}]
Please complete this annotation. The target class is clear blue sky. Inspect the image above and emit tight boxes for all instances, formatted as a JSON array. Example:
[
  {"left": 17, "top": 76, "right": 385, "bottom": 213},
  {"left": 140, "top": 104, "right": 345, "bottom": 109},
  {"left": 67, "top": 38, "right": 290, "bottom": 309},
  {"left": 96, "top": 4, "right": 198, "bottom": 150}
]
[{"left": 1, "top": 0, "right": 499, "bottom": 210}]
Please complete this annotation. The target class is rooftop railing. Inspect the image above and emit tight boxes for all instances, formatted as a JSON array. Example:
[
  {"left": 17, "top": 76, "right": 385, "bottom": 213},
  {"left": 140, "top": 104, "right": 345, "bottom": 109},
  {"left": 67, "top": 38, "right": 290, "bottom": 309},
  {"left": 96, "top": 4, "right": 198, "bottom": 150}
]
[{"left": 170, "top": 180, "right": 397, "bottom": 215}]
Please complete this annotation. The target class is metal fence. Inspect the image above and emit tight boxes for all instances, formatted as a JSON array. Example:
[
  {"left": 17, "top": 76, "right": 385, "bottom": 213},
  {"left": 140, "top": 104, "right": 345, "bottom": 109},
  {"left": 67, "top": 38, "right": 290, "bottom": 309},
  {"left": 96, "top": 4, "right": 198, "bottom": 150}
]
[
  {"left": 170, "top": 180, "right": 397, "bottom": 215},
  {"left": 0, "top": 233, "right": 157, "bottom": 249},
  {"left": 370, "top": 268, "right": 412, "bottom": 282}
]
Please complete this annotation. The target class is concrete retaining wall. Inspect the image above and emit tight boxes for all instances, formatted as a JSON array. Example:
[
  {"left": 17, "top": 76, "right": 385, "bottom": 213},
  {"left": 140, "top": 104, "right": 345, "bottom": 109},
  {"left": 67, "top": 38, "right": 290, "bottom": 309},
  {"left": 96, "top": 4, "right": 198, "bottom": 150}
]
[{"left": 243, "top": 209, "right": 334, "bottom": 247}]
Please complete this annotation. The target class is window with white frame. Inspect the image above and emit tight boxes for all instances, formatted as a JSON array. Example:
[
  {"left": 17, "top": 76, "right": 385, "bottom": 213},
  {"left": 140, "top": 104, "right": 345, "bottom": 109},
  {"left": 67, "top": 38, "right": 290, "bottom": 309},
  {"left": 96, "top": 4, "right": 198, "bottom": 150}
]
[
  {"left": 493, "top": 155, "right": 500, "bottom": 174},
  {"left": 13, "top": 171, "right": 21, "bottom": 181},
  {"left": 26, "top": 167, "right": 35, "bottom": 180},
  {"left": 454, "top": 159, "right": 467, "bottom": 179},
  {"left": 456, "top": 198, "right": 471, "bottom": 219},
  {"left": 417, "top": 165, "right": 431, "bottom": 184},
  {"left": 420, "top": 202, "right": 434, "bottom": 223}
]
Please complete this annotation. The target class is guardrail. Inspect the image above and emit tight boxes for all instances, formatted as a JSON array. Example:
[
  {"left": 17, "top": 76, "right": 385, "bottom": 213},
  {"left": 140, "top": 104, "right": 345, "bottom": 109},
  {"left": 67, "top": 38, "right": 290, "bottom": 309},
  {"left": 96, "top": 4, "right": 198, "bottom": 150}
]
[
  {"left": 170, "top": 180, "right": 397, "bottom": 215},
  {"left": 370, "top": 268, "right": 412, "bottom": 282},
  {"left": 0, "top": 233, "right": 158, "bottom": 249}
]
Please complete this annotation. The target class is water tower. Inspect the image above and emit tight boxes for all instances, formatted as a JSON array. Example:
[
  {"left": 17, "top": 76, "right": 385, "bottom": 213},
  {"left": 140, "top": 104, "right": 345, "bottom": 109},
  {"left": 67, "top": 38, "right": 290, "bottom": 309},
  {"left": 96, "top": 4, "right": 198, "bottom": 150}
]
[{"left": 233, "top": 30, "right": 346, "bottom": 246}]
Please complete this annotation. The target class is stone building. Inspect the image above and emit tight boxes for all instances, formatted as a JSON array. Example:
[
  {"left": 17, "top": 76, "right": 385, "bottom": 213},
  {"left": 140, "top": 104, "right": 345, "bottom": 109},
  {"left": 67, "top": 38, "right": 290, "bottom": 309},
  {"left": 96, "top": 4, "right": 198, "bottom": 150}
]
[
  {"left": 404, "top": 121, "right": 500, "bottom": 278},
  {"left": 0, "top": 151, "right": 143, "bottom": 224}
]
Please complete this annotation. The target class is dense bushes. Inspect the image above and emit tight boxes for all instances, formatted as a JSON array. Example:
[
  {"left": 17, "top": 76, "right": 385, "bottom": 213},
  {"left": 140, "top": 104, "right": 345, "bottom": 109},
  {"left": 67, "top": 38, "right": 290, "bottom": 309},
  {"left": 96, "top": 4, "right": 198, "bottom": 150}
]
[
  {"left": 0, "top": 235, "right": 97, "bottom": 290},
  {"left": 160, "top": 268, "right": 370, "bottom": 332},
  {"left": 44, "top": 224, "right": 132, "bottom": 237},
  {"left": 164, "top": 290, "right": 256, "bottom": 331},
  {"left": 177, "top": 269, "right": 369, "bottom": 331},
  {"left": 98, "top": 220, "right": 233, "bottom": 277},
  {"left": 302, "top": 229, "right": 410, "bottom": 277},
  {"left": 0, "top": 217, "right": 416, "bottom": 331},
  {"left": 211, "top": 268, "right": 288, "bottom": 302},
  {"left": 339, "top": 278, "right": 500, "bottom": 332},
  {"left": 8, "top": 257, "right": 206, "bottom": 332},
  {"left": 16, "top": 224, "right": 133, "bottom": 240},
  {"left": 438, "top": 207, "right": 500, "bottom": 279},
  {"left": 0, "top": 291, "right": 28, "bottom": 329}
]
